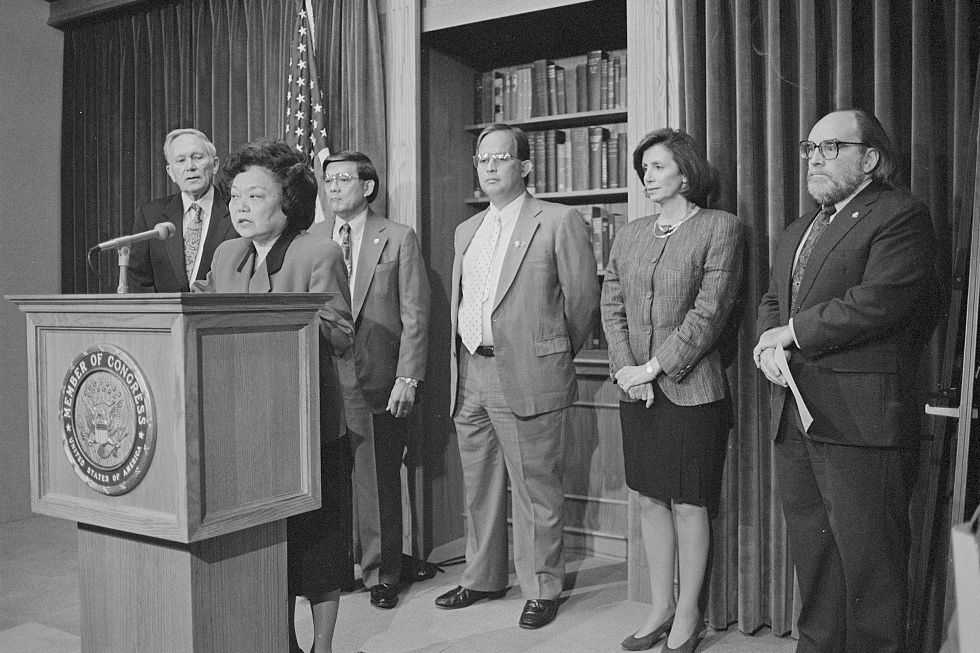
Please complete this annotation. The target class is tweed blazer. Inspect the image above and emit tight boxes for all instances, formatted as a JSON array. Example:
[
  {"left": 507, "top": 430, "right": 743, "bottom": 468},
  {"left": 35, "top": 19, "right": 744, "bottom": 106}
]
[
  {"left": 757, "top": 183, "right": 938, "bottom": 447},
  {"left": 601, "top": 208, "right": 743, "bottom": 406},
  {"left": 450, "top": 194, "right": 600, "bottom": 417},
  {"left": 194, "top": 230, "right": 355, "bottom": 439},
  {"left": 308, "top": 210, "right": 430, "bottom": 412}
]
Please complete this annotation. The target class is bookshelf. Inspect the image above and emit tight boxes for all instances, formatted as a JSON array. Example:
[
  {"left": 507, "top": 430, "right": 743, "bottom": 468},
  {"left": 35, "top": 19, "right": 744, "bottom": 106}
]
[{"left": 415, "top": 0, "right": 649, "bottom": 564}]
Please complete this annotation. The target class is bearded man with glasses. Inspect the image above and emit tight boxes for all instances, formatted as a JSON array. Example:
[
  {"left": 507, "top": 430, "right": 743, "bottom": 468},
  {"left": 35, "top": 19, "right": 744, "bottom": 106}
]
[
  {"left": 437, "top": 123, "right": 599, "bottom": 630},
  {"left": 753, "top": 109, "right": 939, "bottom": 653}
]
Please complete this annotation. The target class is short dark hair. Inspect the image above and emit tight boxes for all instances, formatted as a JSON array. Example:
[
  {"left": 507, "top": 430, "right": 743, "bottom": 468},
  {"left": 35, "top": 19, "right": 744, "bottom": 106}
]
[
  {"left": 632, "top": 128, "right": 718, "bottom": 207},
  {"left": 221, "top": 139, "right": 318, "bottom": 233},
  {"left": 845, "top": 108, "right": 897, "bottom": 186},
  {"left": 322, "top": 150, "right": 380, "bottom": 203},
  {"left": 476, "top": 123, "right": 531, "bottom": 162}
]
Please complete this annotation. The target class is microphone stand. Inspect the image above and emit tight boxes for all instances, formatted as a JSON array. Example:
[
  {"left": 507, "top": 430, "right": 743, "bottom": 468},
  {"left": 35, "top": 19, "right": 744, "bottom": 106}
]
[{"left": 116, "top": 246, "right": 130, "bottom": 294}]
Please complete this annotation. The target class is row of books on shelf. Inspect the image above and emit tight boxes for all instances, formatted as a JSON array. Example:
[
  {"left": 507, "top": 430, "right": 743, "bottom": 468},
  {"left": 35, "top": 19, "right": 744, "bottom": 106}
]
[
  {"left": 473, "top": 124, "right": 628, "bottom": 197},
  {"left": 474, "top": 49, "right": 627, "bottom": 124},
  {"left": 579, "top": 203, "right": 627, "bottom": 276}
]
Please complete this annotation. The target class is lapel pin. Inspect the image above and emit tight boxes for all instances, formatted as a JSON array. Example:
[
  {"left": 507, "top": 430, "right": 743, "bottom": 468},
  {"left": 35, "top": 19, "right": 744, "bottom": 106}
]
[
  {"left": 513, "top": 240, "right": 524, "bottom": 248},
  {"left": 851, "top": 211, "right": 860, "bottom": 219},
  {"left": 373, "top": 237, "right": 380, "bottom": 244}
]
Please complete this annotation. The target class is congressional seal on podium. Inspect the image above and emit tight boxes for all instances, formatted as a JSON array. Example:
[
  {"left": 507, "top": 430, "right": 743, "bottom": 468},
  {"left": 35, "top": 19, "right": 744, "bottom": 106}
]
[{"left": 60, "top": 344, "right": 157, "bottom": 496}]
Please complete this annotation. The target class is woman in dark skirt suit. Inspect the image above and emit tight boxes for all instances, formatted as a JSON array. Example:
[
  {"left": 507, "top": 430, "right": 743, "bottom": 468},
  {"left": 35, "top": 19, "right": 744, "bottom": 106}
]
[
  {"left": 195, "top": 139, "right": 355, "bottom": 653},
  {"left": 601, "top": 129, "right": 743, "bottom": 653}
]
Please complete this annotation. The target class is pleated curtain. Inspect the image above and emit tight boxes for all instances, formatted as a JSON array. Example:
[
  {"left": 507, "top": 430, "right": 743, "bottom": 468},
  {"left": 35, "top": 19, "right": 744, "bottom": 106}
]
[
  {"left": 60, "top": 0, "right": 385, "bottom": 293},
  {"left": 660, "top": 1, "right": 979, "bottom": 648}
]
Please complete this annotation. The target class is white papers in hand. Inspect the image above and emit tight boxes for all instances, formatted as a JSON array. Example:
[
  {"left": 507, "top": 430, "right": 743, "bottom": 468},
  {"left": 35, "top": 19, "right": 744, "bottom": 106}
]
[{"left": 775, "top": 345, "right": 814, "bottom": 432}]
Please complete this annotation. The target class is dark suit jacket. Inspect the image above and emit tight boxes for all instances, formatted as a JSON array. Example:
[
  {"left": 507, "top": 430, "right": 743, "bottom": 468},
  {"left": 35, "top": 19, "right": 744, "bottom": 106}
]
[
  {"left": 450, "top": 194, "right": 600, "bottom": 417},
  {"left": 195, "top": 230, "right": 355, "bottom": 439},
  {"left": 308, "top": 211, "right": 430, "bottom": 413},
  {"left": 602, "top": 209, "right": 743, "bottom": 406},
  {"left": 129, "top": 191, "right": 235, "bottom": 292},
  {"left": 757, "top": 182, "right": 937, "bottom": 447}
]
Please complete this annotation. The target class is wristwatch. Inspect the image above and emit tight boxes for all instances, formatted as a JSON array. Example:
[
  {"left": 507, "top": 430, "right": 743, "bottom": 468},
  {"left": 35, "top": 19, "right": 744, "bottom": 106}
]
[{"left": 397, "top": 376, "right": 420, "bottom": 388}]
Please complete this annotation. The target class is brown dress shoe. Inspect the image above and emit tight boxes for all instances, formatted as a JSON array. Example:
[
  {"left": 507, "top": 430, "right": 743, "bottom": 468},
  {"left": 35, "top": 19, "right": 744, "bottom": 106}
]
[
  {"left": 369, "top": 583, "right": 399, "bottom": 609},
  {"left": 434, "top": 585, "right": 508, "bottom": 609},
  {"left": 518, "top": 599, "right": 559, "bottom": 629}
]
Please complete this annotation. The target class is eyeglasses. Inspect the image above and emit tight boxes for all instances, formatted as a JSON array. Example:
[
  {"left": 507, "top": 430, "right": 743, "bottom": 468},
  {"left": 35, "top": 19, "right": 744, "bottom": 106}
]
[
  {"left": 323, "top": 172, "right": 358, "bottom": 184},
  {"left": 472, "top": 152, "right": 514, "bottom": 168},
  {"left": 798, "top": 139, "right": 869, "bottom": 160}
]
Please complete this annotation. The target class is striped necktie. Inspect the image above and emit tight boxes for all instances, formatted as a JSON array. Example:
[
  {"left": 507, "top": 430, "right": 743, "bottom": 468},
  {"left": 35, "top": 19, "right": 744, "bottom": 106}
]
[{"left": 340, "top": 222, "right": 352, "bottom": 279}]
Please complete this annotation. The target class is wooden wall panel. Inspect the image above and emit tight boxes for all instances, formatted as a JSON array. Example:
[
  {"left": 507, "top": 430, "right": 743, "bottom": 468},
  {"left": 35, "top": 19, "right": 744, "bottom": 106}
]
[
  {"left": 417, "top": 47, "right": 478, "bottom": 552},
  {"left": 381, "top": 0, "right": 421, "bottom": 232}
]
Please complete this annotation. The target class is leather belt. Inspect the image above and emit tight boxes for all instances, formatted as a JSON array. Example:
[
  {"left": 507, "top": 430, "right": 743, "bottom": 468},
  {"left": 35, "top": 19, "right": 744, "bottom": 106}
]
[{"left": 474, "top": 345, "right": 495, "bottom": 357}]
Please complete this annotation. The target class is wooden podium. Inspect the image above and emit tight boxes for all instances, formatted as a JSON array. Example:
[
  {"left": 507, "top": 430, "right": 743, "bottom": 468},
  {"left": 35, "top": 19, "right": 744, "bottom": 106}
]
[{"left": 7, "top": 293, "right": 330, "bottom": 653}]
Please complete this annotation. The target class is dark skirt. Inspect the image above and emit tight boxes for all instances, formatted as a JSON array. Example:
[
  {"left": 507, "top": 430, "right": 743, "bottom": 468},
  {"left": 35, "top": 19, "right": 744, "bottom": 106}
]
[
  {"left": 286, "top": 434, "right": 354, "bottom": 599},
  {"left": 619, "top": 382, "right": 730, "bottom": 516}
]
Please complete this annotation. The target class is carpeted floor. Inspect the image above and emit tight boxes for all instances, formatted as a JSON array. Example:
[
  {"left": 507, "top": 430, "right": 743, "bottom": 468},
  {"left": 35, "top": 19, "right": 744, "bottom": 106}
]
[{"left": 1, "top": 516, "right": 795, "bottom": 653}]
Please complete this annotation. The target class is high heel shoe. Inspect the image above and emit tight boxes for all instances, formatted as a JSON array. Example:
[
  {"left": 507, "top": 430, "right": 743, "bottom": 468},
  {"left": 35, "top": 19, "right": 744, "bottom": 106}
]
[
  {"left": 620, "top": 616, "right": 673, "bottom": 651},
  {"left": 662, "top": 626, "right": 705, "bottom": 653}
]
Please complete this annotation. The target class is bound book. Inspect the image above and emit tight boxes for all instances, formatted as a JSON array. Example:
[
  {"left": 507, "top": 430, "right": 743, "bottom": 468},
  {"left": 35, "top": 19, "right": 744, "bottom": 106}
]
[
  {"left": 532, "top": 59, "right": 552, "bottom": 117},
  {"left": 570, "top": 127, "right": 589, "bottom": 191},
  {"left": 588, "top": 126, "right": 609, "bottom": 189}
]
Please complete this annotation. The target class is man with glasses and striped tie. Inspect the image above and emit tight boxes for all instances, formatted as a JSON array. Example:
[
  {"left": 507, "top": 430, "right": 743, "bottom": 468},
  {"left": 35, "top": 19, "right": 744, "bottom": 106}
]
[
  {"left": 309, "top": 150, "right": 430, "bottom": 612},
  {"left": 754, "top": 109, "right": 939, "bottom": 653},
  {"left": 129, "top": 128, "right": 235, "bottom": 292}
]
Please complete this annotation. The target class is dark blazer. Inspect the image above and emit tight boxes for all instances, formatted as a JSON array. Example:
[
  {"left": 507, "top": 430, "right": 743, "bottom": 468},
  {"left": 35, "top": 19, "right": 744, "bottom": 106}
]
[
  {"left": 308, "top": 211, "right": 430, "bottom": 412},
  {"left": 757, "top": 182, "right": 937, "bottom": 447},
  {"left": 195, "top": 230, "right": 355, "bottom": 438},
  {"left": 449, "top": 194, "right": 600, "bottom": 417},
  {"left": 602, "top": 209, "right": 743, "bottom": 406},
  {"left": 129, "top": 191, "right": 235, "bottom": 292}
]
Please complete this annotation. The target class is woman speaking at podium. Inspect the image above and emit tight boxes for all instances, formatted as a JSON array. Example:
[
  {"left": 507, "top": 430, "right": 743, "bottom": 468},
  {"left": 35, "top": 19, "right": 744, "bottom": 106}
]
[{"left": 194, "top": 139, "right": 354, "bottom": 653}]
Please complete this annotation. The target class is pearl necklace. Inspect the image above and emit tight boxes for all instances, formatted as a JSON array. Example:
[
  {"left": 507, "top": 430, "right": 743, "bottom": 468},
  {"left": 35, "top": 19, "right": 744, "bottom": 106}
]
[{"left": 653, "top": 204, "right": 700, "bottom": 239}]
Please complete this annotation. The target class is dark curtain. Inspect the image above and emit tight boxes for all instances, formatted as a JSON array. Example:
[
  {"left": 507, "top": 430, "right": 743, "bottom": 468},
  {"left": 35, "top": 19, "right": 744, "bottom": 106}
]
[
  {"left": 665, "top": 0, "right": 980, "bottom": 645},
  {"left": 61, "top": 0, "right": 385, "bottom": 292},
  {"left": 314, "top": 0, "right": 388, "bottom": 218}
]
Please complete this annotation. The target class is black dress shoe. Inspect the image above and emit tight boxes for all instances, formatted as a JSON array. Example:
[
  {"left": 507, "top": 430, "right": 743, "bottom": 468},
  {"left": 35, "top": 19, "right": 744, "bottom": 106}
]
[
  {"left": 518, "top": 599, "right": 559, "bottom": 629},
  {"left": 434, "top": 585, "right": 508, "bottom": 609},
  {"left": 369, "top": 583, "right": 399, "bottom": 609},
  {"left": 620, "top": 616, "right": 673, "bottom": 650}
]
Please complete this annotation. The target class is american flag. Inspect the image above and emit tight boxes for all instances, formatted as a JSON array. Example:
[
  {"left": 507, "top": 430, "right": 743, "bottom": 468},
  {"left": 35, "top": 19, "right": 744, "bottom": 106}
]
[{"left": 284, "top": 0, "right": 329, "bottom": 166}]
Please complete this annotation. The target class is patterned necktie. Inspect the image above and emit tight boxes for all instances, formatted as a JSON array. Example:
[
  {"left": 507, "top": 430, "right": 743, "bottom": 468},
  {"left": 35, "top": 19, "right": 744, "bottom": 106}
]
[
  {"left": 339, "top": 222, "right": 352, "bottom": 279},
  {"left": 458, "top": 211, "right": 501, "bottom": 354},
  {"left": 184, "top": 202, "right": 203, "bottom": 282},
  {"left": 791, "top": 205, "right": 835, "bottom": 314}
]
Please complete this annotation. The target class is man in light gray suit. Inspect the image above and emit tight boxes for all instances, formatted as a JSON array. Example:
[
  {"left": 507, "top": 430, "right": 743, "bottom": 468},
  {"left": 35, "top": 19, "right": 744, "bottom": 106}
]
[
  {"left": 309, "top": 151, "right": 430, "bottom": 611},
  {"left": 434, "top": 124, "right": 599, "bottom": 629}
]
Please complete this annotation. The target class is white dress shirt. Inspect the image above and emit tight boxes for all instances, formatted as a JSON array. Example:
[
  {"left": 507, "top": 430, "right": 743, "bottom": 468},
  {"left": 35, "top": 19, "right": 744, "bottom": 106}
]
[{"left": 459, "top": 193, "right": 525, "bottom": 346}]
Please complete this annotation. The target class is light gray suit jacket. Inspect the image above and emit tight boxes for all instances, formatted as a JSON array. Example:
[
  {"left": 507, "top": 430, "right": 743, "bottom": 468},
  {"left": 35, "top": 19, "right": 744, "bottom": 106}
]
[
  {"left": 450, "top": 194, "right": 600, "bottom": 417},
  {"left": 601, "top": 209, "right": 743, "bottom": 406},
  {"left": 309, "top": 211, "right": 430, "bottom": 413}
]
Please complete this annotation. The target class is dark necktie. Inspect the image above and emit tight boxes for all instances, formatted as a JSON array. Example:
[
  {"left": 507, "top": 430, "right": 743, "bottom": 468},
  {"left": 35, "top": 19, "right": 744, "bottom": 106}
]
[
  {"left": 339, "top": 222, "right": 352, "bottom": 279},
  {"left": 184, "top": 202, "right": 203, "bottom": 282},
  {"left": 791, "top": 205, "right": 835, "bottom": 314}
]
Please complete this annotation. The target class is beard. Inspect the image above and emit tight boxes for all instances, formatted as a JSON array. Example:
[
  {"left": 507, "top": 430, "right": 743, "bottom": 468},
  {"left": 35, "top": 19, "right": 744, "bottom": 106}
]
[{"left": 807, "top": 164, "right": 866, "bottom": 206}]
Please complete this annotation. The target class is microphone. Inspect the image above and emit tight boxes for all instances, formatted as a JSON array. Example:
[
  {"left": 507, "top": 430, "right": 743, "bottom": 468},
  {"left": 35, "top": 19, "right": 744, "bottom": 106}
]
[{"left": 96, "top": 222, "right": 176, "bottom": 250}]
